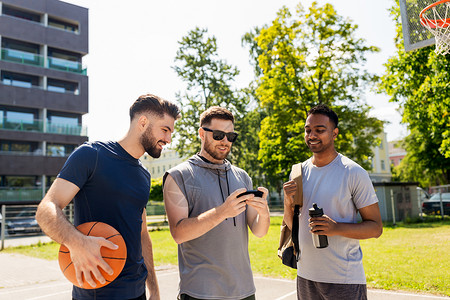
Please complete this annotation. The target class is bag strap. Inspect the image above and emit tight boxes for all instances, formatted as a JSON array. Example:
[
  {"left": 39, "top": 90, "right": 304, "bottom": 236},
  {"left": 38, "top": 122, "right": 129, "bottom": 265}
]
[
  {"left": 291, "top": 163, "right": 303, "bottom": 206},
  {"left": 292, "top": 204, "right": 300, "bottom": 258},
  {"left": 291, "top": 163, "right": 302, "bottom": 259}
]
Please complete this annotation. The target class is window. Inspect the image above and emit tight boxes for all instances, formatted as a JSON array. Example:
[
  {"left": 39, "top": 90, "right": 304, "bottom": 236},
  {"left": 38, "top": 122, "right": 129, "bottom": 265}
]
[
  {"left": 0, "top": 140, "right": 38, "bottom": 154},
  {"left": 381, "top": 160, "right": 385, "bottom": 171},
  {"left": 2, "top": 5, "right": 41, "bottom": 23},
  {"left": 48, "top": 17, "right": 79, "bottom": 33},
  {"left": 48, "top": 48, "right": 81, "bottom": 69},
  {"left": 6, "top": 111, "right": 34, "bottom": 124},
  {"left": 46, "top": 143, "right": 76, "bottom": 157},
  {"left": 4, "top": 176, "right": 38, "bottom": 187},
  {"left": 48, "top": 114, "right": 79, "bottom": 126},
  {"left": 47, "top": 112, "right": 81, "bottom": 135},
  {"left": 1, "top": 38, "right": 42, "bottom": 66},
  {"left": 47, "top": 78, "right": 78, "bottom": 94},
  {"left": 1, "top": 71, "right": 40, "bottom": 89}
]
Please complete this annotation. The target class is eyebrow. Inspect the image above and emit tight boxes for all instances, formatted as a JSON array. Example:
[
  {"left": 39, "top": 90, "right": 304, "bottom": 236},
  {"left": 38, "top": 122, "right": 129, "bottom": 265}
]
[
  {"left": 304, "top": 125, "right": 327, "bottom": 129},
  {"left": 162, "top": 125, "right": 173, "bottom": 132}
]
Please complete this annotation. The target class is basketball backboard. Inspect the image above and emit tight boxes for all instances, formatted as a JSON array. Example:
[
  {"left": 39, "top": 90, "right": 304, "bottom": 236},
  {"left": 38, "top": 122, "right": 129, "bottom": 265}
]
[{"left": 399, "top": 0, "right": 436, "bottom": 51}]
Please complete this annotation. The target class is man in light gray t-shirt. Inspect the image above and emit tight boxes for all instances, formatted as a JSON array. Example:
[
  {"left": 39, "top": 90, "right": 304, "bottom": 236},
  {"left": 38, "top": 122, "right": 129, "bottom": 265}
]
[
  {"left": 283, "top": 104, "right": 383, "bottom": 300},
  {"left": 163, "top": 106, "right": 270, "bottom": 300}
]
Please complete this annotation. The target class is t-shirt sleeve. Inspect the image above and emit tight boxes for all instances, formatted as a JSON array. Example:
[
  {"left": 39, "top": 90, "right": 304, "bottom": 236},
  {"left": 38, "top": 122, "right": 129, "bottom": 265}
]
[
  {"left": 57, "top": 143, "right": 98, "bottom": 189},
  {"left": 350, "top": 167, "right": 378, "bottom": 210}
]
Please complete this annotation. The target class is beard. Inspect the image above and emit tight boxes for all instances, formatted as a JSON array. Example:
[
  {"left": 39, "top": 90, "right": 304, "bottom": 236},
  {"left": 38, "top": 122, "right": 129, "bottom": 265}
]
[
  {"left": 203, "top": 138, "right": 231, "bottom": 161},
  {"left": 141, "top": 126, "right": 163, "bottom": 158}
]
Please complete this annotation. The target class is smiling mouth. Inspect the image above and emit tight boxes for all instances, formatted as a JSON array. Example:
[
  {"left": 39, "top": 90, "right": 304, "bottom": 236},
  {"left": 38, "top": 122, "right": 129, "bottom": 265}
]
[
  {"left": 217, "top": 146, "right": 229, "bottom": 151},
  {"left": 308, "top": 140, "right": 320, "bottom": 145}
]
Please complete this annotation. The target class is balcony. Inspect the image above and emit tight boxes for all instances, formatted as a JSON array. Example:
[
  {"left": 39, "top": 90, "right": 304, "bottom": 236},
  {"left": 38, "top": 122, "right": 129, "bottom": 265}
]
[
  {"left": 0, "top": 187, "right": 43, "bottom": 204},
  {"left": 0, "top": 48, "right": 87, "bottom": 75},
  {"left": 47, "top": 57, "right": 86, "bottom": 75},
  {"left": 0, "top": 119, "right": 87, "bottom": 136},
  {"left": 1, "top": 48, "right": 44, "bottom": 67}
]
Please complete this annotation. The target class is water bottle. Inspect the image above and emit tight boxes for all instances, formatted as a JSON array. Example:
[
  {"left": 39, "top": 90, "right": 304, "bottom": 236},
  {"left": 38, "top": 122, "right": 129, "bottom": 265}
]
[{"left": 308, "top": 203, "right": 328, "bottom": 248}]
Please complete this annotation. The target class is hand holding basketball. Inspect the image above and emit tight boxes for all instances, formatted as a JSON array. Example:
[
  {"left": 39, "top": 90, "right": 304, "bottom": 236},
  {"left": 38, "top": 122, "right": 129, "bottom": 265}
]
[{"left": 58, "top": 222, "right": 127, "bottom": 289}]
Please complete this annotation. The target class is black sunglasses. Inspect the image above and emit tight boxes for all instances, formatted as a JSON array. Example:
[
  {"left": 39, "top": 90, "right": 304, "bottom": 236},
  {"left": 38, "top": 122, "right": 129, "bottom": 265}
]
[{"left": 202, "top": 127, "right": 238, "bottom": 143}]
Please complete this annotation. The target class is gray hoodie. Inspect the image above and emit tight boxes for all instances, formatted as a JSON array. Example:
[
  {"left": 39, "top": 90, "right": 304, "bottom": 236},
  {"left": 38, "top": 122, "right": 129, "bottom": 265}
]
[{"left": 164, "top": 154, "right": 256, "bottom": 299}]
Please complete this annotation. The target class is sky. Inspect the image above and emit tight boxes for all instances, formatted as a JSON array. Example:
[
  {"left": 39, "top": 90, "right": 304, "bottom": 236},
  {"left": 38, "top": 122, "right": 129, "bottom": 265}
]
[{"left": 63, "top": 0, "right": 408, "bottom": 143}]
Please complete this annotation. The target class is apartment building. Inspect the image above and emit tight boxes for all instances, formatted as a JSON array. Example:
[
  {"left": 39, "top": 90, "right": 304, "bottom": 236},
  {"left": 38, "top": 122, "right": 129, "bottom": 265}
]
[
  {"left": 141, "top": 149, "right": 187, "bottom": 179},
  {"left": 0, "top": 0, "right": 88, "bottom": 203},
  {"left": 369, "top": 131, "right": 392, "bottom": 182},
  {"left": 388, "top": 140, "right": 406, "bottom": 167}
]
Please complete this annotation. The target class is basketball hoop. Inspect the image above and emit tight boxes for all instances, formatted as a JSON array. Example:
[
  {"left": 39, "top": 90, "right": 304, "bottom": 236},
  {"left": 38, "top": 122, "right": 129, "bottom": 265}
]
[{"left": 419, "top": 0, "right": 450, "bottom": 55}]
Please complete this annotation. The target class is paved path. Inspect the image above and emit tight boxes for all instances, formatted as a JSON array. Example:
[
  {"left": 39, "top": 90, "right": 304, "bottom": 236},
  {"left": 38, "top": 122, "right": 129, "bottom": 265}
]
[
  {"left": 0, "top": 251, "right": 449, "bottom": 300},
  {"left": 0, "top": 235, "right": 449, "bottom": 299}
]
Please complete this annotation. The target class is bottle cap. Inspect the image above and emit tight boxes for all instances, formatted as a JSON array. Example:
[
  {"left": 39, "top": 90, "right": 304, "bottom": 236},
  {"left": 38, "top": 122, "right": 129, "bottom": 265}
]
[{"left": 309, "top": 203, "right": 324, "bottom": 217}]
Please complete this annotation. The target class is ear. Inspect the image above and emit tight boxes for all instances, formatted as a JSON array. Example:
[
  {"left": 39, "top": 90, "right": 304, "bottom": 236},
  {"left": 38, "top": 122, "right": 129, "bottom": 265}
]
[
  {"left": 198, "top": 127, "right": 205, "bottom": 141},
  {"left": 333, "top": 127, "right": 339, "bottom": 140},
  {"left": 137, "top": 114, "right": 149, "bottom": 132}
]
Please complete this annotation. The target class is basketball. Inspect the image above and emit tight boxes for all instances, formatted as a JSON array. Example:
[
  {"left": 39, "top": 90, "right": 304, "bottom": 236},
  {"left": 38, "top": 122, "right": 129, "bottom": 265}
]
[{"left": 58, "top": 222, "right": 127, "bottom": 289}]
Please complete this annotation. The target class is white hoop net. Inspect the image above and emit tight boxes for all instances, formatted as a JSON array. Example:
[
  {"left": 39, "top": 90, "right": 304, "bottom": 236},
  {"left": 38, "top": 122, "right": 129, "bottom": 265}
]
[{"left": 420, "top": 0, "right": 450, "bottom": 55}]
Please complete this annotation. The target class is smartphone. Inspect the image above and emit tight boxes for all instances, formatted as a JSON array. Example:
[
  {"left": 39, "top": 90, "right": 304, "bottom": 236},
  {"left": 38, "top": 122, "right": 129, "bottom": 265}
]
[{"left": 237, "top": 190, "right": 264, "bottom": 198}]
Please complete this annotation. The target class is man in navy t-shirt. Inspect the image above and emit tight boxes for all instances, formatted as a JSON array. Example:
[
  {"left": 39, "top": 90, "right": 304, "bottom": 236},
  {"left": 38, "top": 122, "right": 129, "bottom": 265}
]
[{"left": 37, "top": 94, "right": 180, "bottom": 300}]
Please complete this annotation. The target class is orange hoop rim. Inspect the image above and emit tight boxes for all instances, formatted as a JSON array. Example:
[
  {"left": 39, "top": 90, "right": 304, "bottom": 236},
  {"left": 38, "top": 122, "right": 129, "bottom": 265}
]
[{"left": 419, "top": 0, "right": 450, "bottom": 29}]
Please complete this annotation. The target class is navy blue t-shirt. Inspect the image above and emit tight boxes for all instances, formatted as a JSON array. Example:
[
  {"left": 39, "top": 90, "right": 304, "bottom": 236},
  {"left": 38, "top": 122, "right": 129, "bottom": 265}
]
[{"left": 58, "top": 141, "right": 150, "bottom": 300}]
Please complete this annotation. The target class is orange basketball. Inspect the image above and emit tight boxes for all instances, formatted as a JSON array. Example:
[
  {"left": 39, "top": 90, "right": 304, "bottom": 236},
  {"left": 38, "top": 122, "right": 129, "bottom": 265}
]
[{"left": 58, "top": 222, "right": 127, "bottom": 289}]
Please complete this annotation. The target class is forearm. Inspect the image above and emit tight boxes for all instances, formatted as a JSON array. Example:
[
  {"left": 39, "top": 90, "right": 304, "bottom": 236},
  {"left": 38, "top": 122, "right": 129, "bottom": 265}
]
[
  {"left": 333, "top": 220, "right": 383, "bottom": 239},
  {"left": 170, "top": 206, "right": 226, "bottom": 244},
  {"left": 36, "top": 199, "right": 82, "bottom": 246},
  {"left": 250, "top": 213, "right": 270, "bottom": 238},
  {"left": 283, "top": 202, "right": 294, "bottom": 230},
  {"left": 142, "top": 232, "right": 159, "bottom": 300}
]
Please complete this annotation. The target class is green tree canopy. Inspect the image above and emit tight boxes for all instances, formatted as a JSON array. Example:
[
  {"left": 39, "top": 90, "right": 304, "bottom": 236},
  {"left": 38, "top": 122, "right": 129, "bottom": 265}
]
[
  {"left": 244, "top": 2, "right": 382, "bottom": 187},
  {"left": 172, "top": 27, "right": 265, "bottom": 186},
  {"left": 378, "top": 3, "right": 450, "bottom": 186}
]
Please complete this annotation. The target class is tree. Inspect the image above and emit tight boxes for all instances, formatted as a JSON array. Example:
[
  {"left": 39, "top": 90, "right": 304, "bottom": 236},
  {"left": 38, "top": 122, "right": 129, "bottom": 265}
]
[
  {"left": 244, "top": 2, "right": 382, "bottom": 189},
  {"left": 149, "top": 178, "right": 163, "bottom": 201},
  {"left": 172, "top": 27, "right": 243, "bottom": 157},
  {"left": 172, "top": 27, "right": 265, "bottom": 185},
  {"left": 378, "top": 3, "right": 450, "bottom": 186}
]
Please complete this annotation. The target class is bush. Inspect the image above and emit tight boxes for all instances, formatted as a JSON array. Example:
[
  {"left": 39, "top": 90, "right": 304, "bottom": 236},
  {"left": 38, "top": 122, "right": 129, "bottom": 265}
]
[{"left": 149, "top": 177, "right": 163, "bottom": 201}]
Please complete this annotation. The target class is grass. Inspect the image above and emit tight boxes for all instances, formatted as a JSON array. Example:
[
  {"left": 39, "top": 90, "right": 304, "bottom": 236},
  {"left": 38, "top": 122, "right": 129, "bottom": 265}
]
[
  {"left": 3, "top": 216, "right": 449, "bottom": 296},
  {"left": 361, "top": 220, "right": 450, "bottom": 296}
]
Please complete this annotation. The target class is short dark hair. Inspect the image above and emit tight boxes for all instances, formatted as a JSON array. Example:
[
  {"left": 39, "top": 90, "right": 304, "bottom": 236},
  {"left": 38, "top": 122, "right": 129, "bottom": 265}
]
[
  {"left": 200, "top": 106, "right": 234, "bottom": 127},
  {"left": 129, "top": 94, "right": 181, "bottom": 121},
  {"left": 308, "top": 104, "right": 339, "bottom": 128}
]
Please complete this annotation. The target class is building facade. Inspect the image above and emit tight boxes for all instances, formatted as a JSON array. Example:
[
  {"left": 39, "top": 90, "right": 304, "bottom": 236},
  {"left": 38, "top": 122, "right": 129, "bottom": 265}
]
[
  {"left": 388, "top": 140, "right": 406, "bottom": 167},
  {"left": 0, "top": 0, "right": 88, "bottom": 203},
  {"left": 141, "top": 149, "right": 186, "bottom": 179},
  {"left": 369, "top": 131, "right": 392, "bottom": 182}
]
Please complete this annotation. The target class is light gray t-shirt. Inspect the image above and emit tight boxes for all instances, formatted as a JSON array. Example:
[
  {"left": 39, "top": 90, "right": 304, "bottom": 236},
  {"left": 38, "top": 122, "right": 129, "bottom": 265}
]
[
  {"left": 297, "top": 154, "right": 378, "bottom": 284},
  {"left": 164, "top": 155, "right": 256, "bottom": 299}
]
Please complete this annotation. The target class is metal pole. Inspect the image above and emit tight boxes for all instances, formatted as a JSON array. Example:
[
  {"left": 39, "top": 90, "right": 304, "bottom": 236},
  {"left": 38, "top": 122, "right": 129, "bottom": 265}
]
[
  {"left": 390, "top": 189, "right": 396, "bottom": 226},
  {"left": 1, "top": 205, "right": 6, "bottom": 250}
]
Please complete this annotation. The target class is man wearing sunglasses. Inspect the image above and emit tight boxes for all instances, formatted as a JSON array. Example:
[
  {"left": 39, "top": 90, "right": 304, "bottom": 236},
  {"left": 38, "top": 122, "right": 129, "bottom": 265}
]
[{"left": 163, "top": 106, "right": 270, "bottom": 300}]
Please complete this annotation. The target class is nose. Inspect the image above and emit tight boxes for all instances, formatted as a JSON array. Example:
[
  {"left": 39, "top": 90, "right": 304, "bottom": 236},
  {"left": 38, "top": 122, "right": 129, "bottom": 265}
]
[
  {"left": 164, "top": 132, "right": 172, "bottom": 144},
  {"left": 308, "top": 131, "right": 317, "bottom": 139}
]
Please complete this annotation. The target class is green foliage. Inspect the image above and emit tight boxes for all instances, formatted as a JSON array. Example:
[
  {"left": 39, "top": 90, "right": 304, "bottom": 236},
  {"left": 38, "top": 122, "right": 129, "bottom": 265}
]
[
  {"left": 172, "top": 27, "right": 266, "bottom": 186},
  {"left": 149, "top": 178, "right": 163, "bottom": 202},
  {"left": 172, "top": 27, "right": 247, "bottom": 158},
  {"left": 378, "top": 2, "right": 450, "bottom": 186},
  {"left": 244, "top": 2, "right": 382, "bottom": 187}
]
